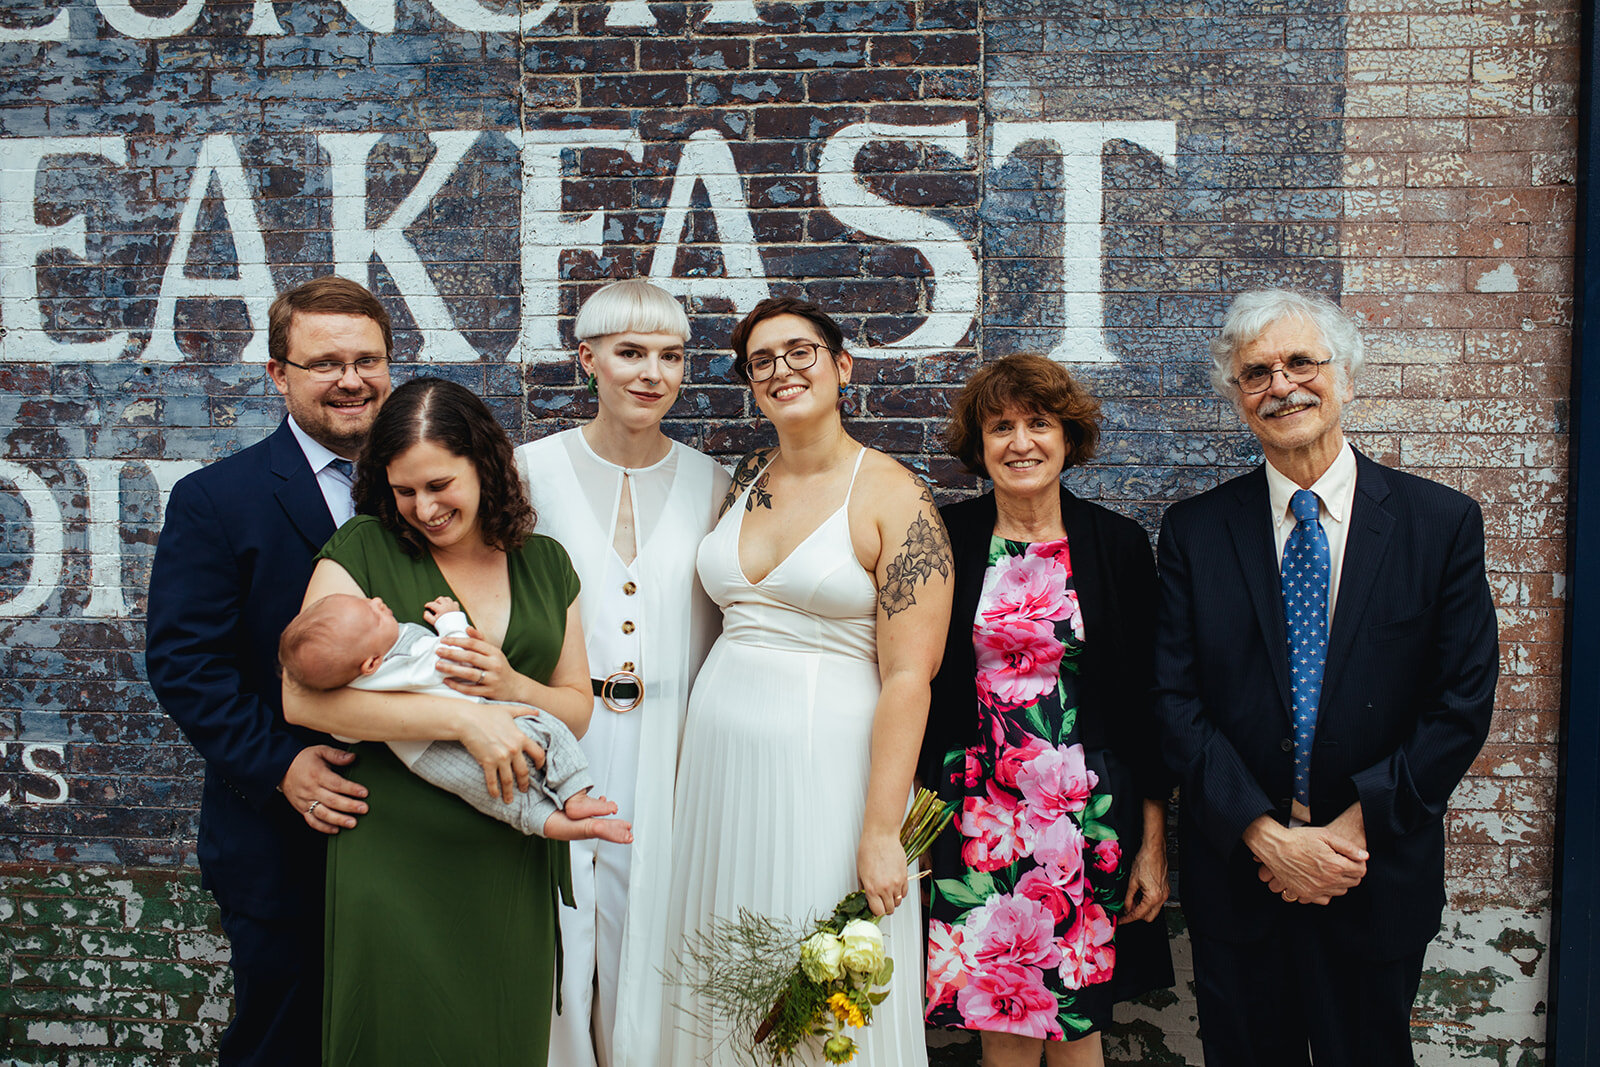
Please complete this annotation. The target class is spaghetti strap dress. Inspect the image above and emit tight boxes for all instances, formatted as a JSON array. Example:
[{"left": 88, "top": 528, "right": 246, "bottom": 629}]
[{"left": 660, "top": 451, "right": 928, "bottom": 1066}]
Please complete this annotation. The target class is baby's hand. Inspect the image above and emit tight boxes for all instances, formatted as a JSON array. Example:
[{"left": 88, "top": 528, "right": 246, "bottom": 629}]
[{"left": 423, "top": 596, "right": 461, "bottom": 625}]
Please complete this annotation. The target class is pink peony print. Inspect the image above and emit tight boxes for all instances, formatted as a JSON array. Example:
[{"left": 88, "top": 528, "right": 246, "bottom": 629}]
[
  {"left": 955, "top": 962, "right": 1064, "bottom": 1040},
  {"left": 1014, "top": 867, "right": 1070, "bottom": 925},
  {"left": 980, "top": 552, "right": 1073, "bottom": 625},
  {"left": 925, "top": 920, "right": 970, "bottom": 1012},
  {"left": 993, "top": 736, "right": 1052, "bottom": 791},
  {"left": 1016, "top": 743, "right": 1099, "bottom": 828},
  {"left": 1031, "top": 825, "right": 1088, "bottom": 905},
  {"left": 1092, "top": 839, "right": 1122, "bottom": 873},
  {"left": 964, "top": 892, "right": 1064, "bottom": 971},
  {"left": 960, "top": 782, "right": 1035, "bottom": 872},
  {"left": 975, "top": 618, "right": 1064, "bottom": 711},
  {"left": 1058, "top": 901, "right": 1117, "bottom": 991},
  {"left": 954, "top": 747, "right": 984, "bottom": 789},
  {"left": 1025, "top": 538, "right": 1073, "bottom": 572}
]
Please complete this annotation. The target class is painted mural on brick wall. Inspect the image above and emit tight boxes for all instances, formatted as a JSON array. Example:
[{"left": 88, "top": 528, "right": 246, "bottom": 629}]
[{"left": 0, "top": 1, "right": 1569, "bottom": 1063}]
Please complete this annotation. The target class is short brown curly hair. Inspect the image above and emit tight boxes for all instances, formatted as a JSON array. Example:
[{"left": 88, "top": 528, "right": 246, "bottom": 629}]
[
  {"left": 944, "top": 353, "right": 1102, "bottom": 476},
  {"left": 354, "top": 377, "right": 534, "bottom": 557}
]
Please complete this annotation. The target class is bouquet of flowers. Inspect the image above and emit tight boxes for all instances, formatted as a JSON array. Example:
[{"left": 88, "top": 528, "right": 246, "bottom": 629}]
[{"left": 676, "top": 789, "right": 954, "bottom": 1065}]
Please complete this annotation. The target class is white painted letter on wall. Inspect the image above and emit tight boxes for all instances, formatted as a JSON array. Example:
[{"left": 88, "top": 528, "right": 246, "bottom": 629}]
[
  {"left": 0, "top": 137, "right": 129, "bottom": 362},
  {"left": 143, "top": 136, "right": 275, "bottom": 364},
  {"left": 818, "top": 121, "right": 978, "bottom": 354},
  {"left": 990, "top": 120, "right": 1176, "bottom": 364}
]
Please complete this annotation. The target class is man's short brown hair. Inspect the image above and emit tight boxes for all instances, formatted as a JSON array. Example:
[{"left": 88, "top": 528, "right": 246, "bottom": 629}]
[{"left": 267, "top": 276, "right": 393, "bottom": 364}]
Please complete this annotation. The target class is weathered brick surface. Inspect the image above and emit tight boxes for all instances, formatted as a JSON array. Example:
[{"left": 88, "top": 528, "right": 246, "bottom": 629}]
[{"left": 0, "top": 0, "right": 1577, "bottom": 1063}]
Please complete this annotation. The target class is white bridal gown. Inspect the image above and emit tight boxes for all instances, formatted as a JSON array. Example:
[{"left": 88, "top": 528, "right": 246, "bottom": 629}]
[{"left": 661, "top": 450, "right": 927, "bottom": 1067}]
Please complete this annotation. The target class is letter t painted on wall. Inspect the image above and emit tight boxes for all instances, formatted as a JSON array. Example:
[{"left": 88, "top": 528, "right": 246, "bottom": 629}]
[{"left": 990, "top": 121, "right": 1176, "bottom": 364}]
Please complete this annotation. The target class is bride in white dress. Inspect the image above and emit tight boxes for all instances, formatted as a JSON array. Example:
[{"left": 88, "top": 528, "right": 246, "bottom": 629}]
[{"left": 662, "top": 297, "right": 954, "bottom": 1065}]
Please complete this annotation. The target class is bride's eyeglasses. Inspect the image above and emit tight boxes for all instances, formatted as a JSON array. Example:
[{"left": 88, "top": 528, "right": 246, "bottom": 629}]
[{"left": 744, "top": 342, "right": 830, "bottom": 382}]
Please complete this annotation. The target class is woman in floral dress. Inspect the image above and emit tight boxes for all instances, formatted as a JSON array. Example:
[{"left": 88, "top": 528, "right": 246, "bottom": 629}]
[{"left": 922, "top": 354, "right": 1173, "bottom": 1065}]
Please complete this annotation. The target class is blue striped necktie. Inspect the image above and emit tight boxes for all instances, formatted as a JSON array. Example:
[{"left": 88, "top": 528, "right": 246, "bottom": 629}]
[
  {"left": 328, "top": 458, "right": 355, "bottom": 481},
  {"left": 1281, "top": 488, "right": 1329, "bottom": 816}
]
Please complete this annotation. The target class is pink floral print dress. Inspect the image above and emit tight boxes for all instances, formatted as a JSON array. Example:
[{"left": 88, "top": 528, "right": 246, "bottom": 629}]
[{"left": 925, "top": 535, "right": 1135, "bottom": 1040}]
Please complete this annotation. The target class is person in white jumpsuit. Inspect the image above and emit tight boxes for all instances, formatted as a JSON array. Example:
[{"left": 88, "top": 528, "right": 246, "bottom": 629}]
[{"left": 515, "top": 280, "right": 729, "bottom": 1067}]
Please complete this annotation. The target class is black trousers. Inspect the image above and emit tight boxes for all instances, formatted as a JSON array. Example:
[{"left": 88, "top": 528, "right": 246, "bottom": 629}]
[
  {"left": 217, "top": 904, "right": 324, "bottom": 1066},
  {"left": 1191, "top": 921, "right": 1426, "bottom": 1067}
]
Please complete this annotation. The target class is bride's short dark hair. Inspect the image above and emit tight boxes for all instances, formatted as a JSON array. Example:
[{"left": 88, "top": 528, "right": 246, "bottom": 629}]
[{"left": 728, "top": 297, "right": 847, "bottom": 382}]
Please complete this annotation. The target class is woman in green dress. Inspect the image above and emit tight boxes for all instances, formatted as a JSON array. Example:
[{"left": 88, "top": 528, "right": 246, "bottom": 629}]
[{"left": 283, "top": 377, "right": 592, "bottom": 1065}]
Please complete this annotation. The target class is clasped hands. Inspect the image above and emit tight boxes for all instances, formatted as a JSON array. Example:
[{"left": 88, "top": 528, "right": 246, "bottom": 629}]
[{"left": 1242, "top": 803, "right": 1368, "bottom": 906}]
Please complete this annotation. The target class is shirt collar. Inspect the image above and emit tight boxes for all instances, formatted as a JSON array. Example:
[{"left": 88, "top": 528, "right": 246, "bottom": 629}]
[
  {"left": 1265, "top": 441, "right": 1356, "bottom": 527},
  {"left": 285, "top": 415, "right": 348, "bottom": 476}
]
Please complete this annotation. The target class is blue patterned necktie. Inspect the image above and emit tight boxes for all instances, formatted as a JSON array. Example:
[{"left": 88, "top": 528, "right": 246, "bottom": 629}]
[
  {"left": 1281, "top": 488, "right": 1329, "bottom": 818},
  {"left": 327, "top": 458, "right": 355, "bottom": 481}
]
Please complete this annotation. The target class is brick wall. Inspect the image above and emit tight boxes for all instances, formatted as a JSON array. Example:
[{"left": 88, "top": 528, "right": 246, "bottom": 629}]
[{"left": 0, "top": 1, "right": 1577, "bottom": 1062}]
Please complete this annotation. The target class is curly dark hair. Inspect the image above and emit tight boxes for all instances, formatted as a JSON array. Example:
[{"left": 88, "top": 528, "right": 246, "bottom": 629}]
[
  {"left": 944, "top": 353, "right": 1102, "bottom": 476},
  {"left": 353, "top": 377, "right": 534, "bottom": 557},
  {"left": 728, "top": 296, "right": 847, "bottom": 382}
]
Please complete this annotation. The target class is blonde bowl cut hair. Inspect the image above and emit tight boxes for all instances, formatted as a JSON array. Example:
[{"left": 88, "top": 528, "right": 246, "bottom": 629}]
[{"left": 575, "top": 279, "right": 691, "bottom": 343}]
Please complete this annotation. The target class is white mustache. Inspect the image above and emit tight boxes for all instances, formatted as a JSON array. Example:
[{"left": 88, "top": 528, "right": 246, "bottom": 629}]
[{"left": 1257, "top": 389, "right": 1320, "bottom": 417}]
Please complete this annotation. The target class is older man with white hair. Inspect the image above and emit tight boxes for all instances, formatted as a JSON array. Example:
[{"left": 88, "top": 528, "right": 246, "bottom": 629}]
[{"left": 1152, "top": 289, "right": 1498, "bottom": 1066}]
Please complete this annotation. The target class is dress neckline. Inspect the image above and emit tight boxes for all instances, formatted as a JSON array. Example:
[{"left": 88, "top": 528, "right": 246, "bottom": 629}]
[
  {"left": 575, "top": 424, "right": 675, "bottom": 474},
  {"left": 733, "top": 447, "right": 868, "bottom": 587}
]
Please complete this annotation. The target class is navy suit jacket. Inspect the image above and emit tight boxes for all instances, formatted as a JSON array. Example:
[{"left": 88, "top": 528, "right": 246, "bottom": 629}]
[
  {"left": 1153, "top": 450, "right": 1497, "bottom": 958},
  {"left": 146, "top": 419, "right": 340, "bottom": 919}
]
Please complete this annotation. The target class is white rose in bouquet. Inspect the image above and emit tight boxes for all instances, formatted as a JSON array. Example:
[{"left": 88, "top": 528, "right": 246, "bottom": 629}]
[
  {"left": 800, "top": 931, "right": 845, "bottom": 983},
  {"left": 838, "top": 919, "right": 886, "bottom": 978}
]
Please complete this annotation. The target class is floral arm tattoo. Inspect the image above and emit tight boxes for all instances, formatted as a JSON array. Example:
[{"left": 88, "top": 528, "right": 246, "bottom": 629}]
[
  {"left": 877, "top": 482, "right": 953, "bottom": 618},
  {"left": 718, "top": 448, "right": 775, "bottom": 518}
]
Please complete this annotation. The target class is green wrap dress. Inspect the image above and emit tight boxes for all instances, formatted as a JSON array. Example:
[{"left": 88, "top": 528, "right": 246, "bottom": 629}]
[{"left": 317, "top": 515, "right": 575, "bottom": 1066}]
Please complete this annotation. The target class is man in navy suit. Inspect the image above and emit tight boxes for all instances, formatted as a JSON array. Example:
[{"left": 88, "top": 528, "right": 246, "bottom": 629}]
[
  {"left": 146, "top": 276, "right": 395, "bottom": 1064},
  {"left": 1153, "top": 289, "right": 1497, "bottom": 1066}
]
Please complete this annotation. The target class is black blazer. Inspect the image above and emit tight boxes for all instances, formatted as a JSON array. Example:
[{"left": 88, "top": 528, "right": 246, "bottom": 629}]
[
  {"left": 1152, "top": 451, "right": 1498, "bottom": 958},
  {"left": 922, "top": 485, "right": 1174, "bottom": 1000},
  {"left": 146, "top": 420, "right": 340, "bottom": 919}
]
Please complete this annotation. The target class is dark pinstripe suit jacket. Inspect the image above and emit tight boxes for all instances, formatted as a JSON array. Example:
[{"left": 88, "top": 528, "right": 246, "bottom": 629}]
[{"left": 1152, "top": 450, "right": 1497, "bottom": 958}]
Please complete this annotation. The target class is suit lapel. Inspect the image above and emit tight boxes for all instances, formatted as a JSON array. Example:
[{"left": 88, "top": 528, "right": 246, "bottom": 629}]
[
  {"left": 1321, "top": 453, "right": 1395, "bottom": 708},
  {"left": 1226, "top": 469, "right": 1292, "bottom": 713},
  {"left": 268, "top": 421, "right": 337, "bottom": 550}
]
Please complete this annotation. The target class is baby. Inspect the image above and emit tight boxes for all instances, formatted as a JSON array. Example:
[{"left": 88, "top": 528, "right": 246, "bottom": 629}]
[{"left": 279, "top": 593, "right": 630, "bottom": 844}]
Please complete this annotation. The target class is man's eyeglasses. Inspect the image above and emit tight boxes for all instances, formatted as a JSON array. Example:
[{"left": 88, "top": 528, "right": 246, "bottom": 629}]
[
  {"left": 282, "top": 355, "right": 391, "bottom": 382},
  {"left": 745, "top": 342, "right": 829, "bottom": 382},
  {"left": 1230, "top": 355, "right": 1332, "bottom": 395}
]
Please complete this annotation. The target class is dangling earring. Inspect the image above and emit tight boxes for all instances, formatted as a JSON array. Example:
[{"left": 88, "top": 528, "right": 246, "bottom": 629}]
[{"left": 585, "top": 372, "right": 598, "bottom": 395}]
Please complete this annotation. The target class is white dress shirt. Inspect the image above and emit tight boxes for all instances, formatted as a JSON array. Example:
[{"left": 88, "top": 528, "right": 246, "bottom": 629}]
[
  {"left": 1266, "top": 440, "right": 1357, "bottom": 621},
  {"left": 287, "top": 416, "right": 358, "bottom": 526}
]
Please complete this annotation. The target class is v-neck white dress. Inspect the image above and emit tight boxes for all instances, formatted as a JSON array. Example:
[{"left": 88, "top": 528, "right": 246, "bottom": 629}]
[
  {"left": 660, "top": 451, "right": 927, "bottom": 1066},
  {"left": 516, "top": 428, "right": 728, "bottom": 1067}
]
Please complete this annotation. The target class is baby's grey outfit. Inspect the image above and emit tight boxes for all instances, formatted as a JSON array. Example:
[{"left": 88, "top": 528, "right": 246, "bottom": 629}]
[{"left": 349, "top": 614, "right": 590, "bottom": 836}]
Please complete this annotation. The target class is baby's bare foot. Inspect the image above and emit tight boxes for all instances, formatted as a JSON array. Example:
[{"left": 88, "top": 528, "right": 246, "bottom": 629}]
[
  {"left": 564, "top": 791, "right": 618, "bottom": 819},
  {"left": 541, "top": 812, "right": 633, "bottom": 844}
]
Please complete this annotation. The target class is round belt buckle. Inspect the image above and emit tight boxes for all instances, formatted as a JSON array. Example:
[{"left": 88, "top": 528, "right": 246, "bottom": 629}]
[{"left": 600, "top": 670, "right": 642, "bottom": 714}]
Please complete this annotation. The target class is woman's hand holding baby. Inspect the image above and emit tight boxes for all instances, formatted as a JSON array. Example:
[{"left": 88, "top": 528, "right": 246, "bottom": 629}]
[
  {"left": 453, "top": 700, "right": 543, "bottom": 803},
  {"left": 437, "top": 627, "right": 534, "bottom": 706}
]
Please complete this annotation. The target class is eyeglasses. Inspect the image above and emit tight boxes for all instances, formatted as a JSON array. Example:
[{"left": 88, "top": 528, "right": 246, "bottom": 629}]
[
  {"left": 1230, "top": 355, "right": 1333, "bottom": 395},
  {"left": 744, "top": 342, "right": 828, "bottom": 382},
  {"left": 282, "top": 355, "right": 390, "bottom": 382}
]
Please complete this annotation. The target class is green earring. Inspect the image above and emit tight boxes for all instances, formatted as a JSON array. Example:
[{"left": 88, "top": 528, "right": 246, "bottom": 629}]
[{"left": 585, "top": 373, "right": 598, "bottom": 395}]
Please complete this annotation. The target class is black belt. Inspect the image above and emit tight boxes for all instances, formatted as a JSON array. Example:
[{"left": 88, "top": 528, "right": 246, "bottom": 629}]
[
  {"left": 591, "top": 677, "right": 640, "bottom": 700},
  {"left": 592, "top": 671, "right": 642, "bottom": 712}
]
